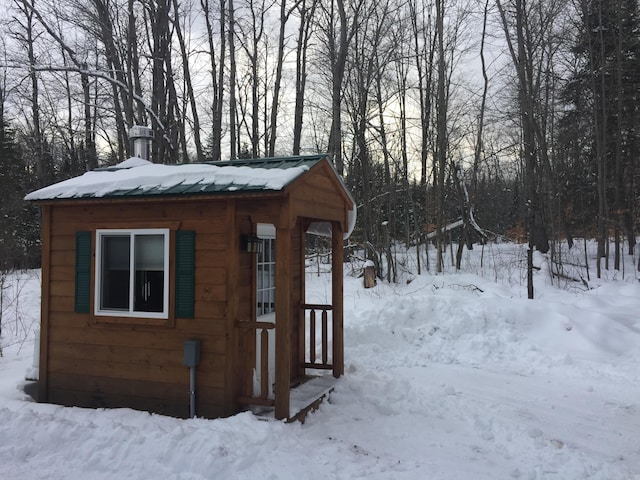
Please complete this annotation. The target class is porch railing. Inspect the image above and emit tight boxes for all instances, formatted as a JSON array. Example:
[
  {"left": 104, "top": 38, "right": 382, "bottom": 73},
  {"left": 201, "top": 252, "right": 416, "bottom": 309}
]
[
  {"left": 237, "top": 303, "right": 335, "bottom": 409},
  {"left": 237, "top": 321, "right": 275, "bottom": 407},
  {"left": 302, "top": 304, "right": 333, "bottom": 371}
]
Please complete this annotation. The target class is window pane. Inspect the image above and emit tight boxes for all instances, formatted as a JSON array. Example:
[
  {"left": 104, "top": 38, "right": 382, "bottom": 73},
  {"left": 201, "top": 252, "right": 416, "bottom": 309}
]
[
  {"left": 134, "top": 234, "right": 165, "bottom": 312},
  {"left": 135, "top": 235, "right": 164, "bottom": 270},
  {"left": 101, "top": 236, "right": 130, "bottom": 310},
  {"left": 256, "top": 236, "right": 276, "bottom": 317},
  {"left": 257, "top": 290, "right": 263, "bottom": 317}
]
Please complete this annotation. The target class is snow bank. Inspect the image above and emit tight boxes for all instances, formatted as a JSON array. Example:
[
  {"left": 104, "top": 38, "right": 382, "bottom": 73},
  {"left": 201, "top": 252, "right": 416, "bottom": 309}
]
[{"left": 1, "top": 243, "right": 640, "bottom": 479}]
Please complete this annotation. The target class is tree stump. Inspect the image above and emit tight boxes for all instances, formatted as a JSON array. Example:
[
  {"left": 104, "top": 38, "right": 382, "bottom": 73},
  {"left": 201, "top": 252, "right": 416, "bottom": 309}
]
[{"left": 363, "top": 261, "right": 376, "bottom": 288}]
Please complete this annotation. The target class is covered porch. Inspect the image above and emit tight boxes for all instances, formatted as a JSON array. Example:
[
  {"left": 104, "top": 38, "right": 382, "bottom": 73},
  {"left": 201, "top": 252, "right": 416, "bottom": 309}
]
[{"left": 237, "top": 220, "right": 347, "bottom": 421}]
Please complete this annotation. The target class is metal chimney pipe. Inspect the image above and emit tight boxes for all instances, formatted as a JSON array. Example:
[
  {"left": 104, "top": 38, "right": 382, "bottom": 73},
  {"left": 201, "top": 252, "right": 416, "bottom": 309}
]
[{"left": 129, "top": 125, "right": 154, "bottom": 161}]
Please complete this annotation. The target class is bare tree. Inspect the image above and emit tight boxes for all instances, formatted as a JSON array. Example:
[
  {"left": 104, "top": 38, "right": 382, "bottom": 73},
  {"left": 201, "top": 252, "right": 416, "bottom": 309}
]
[
  {"left": 201, "top": 0, "right": 226, "bottom": 161},
  {"left": 12, "top": 0, "right": 53, "bottom": 186},
  {"left": 434, "top": 0, "right": 447, "bottom": 273},
  {"left": 236, "top": 0, "right": 270, "bottom": 157},
  {"left": 408, "top": 0, "right": 436, "bottom": 187},
  {"left": 496, "top": 0, "right": 566, "bottom": 296},
  {"left": 172, "top": 0, "right": 203, "bottom": 162},
  {"left": 292, "top": 0, "right": 317, "bottom": 155},
  {"left": 228, "top": 0, "right": 238, "bottom": 158},
  {"left": 321, "top": 0, "right": 359, "bottom": 175}
]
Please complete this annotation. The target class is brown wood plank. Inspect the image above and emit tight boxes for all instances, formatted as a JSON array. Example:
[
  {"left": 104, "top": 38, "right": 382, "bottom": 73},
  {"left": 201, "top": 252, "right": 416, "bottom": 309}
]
[
  {"left": 309, "top": 310, "right": 316, "bottom": 364},
  {"left": 50, "top": 234, "right": 76, "bottom": 252},
  {"left": 274, "top": 226, "right": 292, "bottom": 420},
  {"left": 49, "top": 312, "right": 226, "bottom": 334},
  {"left": 50, "top": 280, "right": 75, "bottom": 298},
  {"left": 195, "top": 250, "right": 228, "bottom": 266},
  {"left": 332, "top": 222, "right": 344, "bottom": 377},
  {"left": 49, "top": 342, "right": 225, "bottom": 371},
  {"left": 49, "top": 324, "right": 227, "bottom": 351},
  {"left": 236, "top": 212, "right": 256, "bottom": 400},
  {"left": 49, "top": 266, "right": 75, "bottom": 283},
  {"left": 195, "top": 283, "right": 227, "bottom": 302},
  {"left": 51, "top": 326, "right": 226, "bottom": 355},
  {"left": 224, "top": 200, "right": 240, "bottom": 416},
  {"left": 295, "top": 177, "right": 346, "bottom": 203},
  {"left": 322, "top": 310, "right": 329, "bottom": 364},
  {"left": 195, "top": 233, "right": 227, "bottom": 251},
  {"left": 48, "top": 372, "right": 226, "bottom": 418},
  {"left": 49, "top": 295, "right": 74, "bottom": 313},
  {"left": 291, "top": 175, "right": 347, "bottom": 204},
  {"left": 49, "top": 314, "right": 227, "bottom": 335},
  {"left": 49, "top": 201, "right": 228, "bottom": 233},
  {"left": 304, "top": 160, "right": 354, "bottom": 207},
  {"left": 299, "top": 172, "right": 340, "bottom": 195},
  {"left": 302, "top": 303, "right": 333, "bottom": 310},
  {"left": 48, "top": 353, "right": 225, "bottom": 387},
  {"left": 260, "top": 328, "right": 269, "bottom": 399},
  {"left": 290, "top": 222, "right": 303, "bottom": 380},
  {"left": 236, "top": 200, "right": 281, "bottom": 221},
  {"left": 297, "top": 222, "right": 307, "bottom": 380},
  {"left": 192, "top": 300, "right": 227, "bottom": 320},
  {"left": 50, "top": 251, "right": 76, "bottom": 267},
  {"left": 195, "top": 267, "right": 226, "bottom": 285},
  {"left": 292, "top": 201, "right": 345, "bottom": 226},
  {"left": 39, "top": 205, "right": 52, "bottom": 402}
]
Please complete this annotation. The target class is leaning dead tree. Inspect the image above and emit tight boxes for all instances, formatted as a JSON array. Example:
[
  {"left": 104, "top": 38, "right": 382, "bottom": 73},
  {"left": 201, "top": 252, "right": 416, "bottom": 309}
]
[{"left": 452, "top": 163, "right": 487, "bottom": 270}]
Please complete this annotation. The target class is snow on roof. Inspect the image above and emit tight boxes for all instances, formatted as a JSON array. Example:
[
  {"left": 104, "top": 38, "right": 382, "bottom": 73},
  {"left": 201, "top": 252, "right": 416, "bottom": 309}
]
[{"left": 24, "top": 157, "right": 315, "bottom": 201}]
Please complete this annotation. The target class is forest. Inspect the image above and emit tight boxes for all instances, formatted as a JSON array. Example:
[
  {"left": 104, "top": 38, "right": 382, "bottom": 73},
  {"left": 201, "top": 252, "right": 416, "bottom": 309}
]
[{"left": 0, "top": 0, "right": 638, "bottom": 298}]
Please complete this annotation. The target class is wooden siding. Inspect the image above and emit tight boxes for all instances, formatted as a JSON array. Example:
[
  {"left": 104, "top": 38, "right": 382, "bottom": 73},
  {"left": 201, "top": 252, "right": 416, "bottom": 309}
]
[
  {"left": 44, "top": 199, "right": 234, "bottom": 418},
  {"left": 38, "top": 161, "right": 352, "bottom": 420},
  {"left": 288, "top": 162, "right": 352, "bottom": 231},
  {"left": 38, "top": 206, "right": 52, "bottom": 402},
  {"left": 290, "top": 221, "right": 304, "bottom": 381}
]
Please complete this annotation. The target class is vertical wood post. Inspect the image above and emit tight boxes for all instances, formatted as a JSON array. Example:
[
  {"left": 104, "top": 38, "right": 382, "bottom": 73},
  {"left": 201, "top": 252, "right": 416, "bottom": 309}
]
[
  {"left": 309, "top": 309, "right": 316, "bottom": 364},
  {"left": 224, "top": 201, "right": 240, "bottom": 415},
  {"left": 322, "top": 309, "right": 328, "bottom": 365},
  {"left": 331, "top": 223, "right": 344, "bottom": 377},
  {"left": 297, "top": 223, "right": 307, "bottom": 379},
  {"left": 274, "top": 226, "right": 291, "bottom": 420},
  {"left": 260, "top": 328, "right": 269, "bottom": 399},
  {"left": 38, "top": 205, "right": 52, "bottom": 402}
]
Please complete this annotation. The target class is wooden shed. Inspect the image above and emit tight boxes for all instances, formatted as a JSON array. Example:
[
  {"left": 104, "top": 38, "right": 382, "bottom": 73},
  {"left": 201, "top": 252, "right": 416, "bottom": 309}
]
[{"left": 25, "top": 154, "right": 355, "bottom": 421}]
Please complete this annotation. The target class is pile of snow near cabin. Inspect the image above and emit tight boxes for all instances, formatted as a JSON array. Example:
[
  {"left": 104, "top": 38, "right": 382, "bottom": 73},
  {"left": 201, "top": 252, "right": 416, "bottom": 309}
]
[{"left": 1, "top": 242, "right": 639, "bottom": 480}]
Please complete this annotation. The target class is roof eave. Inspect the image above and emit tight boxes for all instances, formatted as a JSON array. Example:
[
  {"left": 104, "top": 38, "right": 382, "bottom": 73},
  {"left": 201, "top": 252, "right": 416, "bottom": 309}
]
[{"left": 27, "top": 189, "right": 288, "bottom": 206}]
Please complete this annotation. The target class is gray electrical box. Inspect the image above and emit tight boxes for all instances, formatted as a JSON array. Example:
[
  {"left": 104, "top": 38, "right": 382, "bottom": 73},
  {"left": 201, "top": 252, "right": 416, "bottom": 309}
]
[{"left": 183, "top": 339, "right": 201, "bottom": 367}]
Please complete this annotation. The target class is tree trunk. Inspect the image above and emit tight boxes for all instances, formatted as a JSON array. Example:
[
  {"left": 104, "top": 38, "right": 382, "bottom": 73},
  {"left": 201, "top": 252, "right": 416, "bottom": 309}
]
[
  {"left": 172, "top": 0, "right": 203, "bottom": 162},
  {"left": 327, "top": 0, "right": 349, "bottom": 175},
  {"left": 434, "top": 0, "right": 447, "bottom": 273},
  {"left": 201, "top": 0, "right": 225, "bottom": 161},
  {"left": 292, "top": 0, "right": 317, "bottom": 155},
  {"left": 268, "top": 0, "right": 289, "bottom": 156},
  {"left": 228, "top": 0, "right": 237, "bottom": 159}
]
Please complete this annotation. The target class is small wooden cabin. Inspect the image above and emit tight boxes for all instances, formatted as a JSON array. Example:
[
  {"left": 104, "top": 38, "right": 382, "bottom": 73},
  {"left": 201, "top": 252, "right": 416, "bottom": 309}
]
[{"left": 26, "top": 154, "right": 355, "bottom": 421}]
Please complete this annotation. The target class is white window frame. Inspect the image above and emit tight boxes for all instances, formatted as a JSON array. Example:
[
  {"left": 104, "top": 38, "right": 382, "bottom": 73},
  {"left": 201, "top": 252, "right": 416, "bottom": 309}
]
[
  {"left": 95, "top": 228, "right": 170, "bottom": 319},
  {"left": 254, "top": 224, "right": 276, "bottom": 398},
  {"left": 256, "top": 224, "right": 276, "bottom": 318}
]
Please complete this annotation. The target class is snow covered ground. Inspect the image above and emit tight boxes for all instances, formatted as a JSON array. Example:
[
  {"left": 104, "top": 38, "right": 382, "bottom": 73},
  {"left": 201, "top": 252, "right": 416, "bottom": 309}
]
[{"left": 1, "top": 242, "right": 639, "bottom": 479}]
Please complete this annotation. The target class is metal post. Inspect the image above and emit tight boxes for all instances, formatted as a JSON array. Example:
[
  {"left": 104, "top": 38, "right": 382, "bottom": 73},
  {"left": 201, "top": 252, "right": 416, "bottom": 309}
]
[
  {"left": 189, "top": 366, "right": 196, "bottom": 418},
  {"left": 183, "top": 339, "right": 201, "bottom": 419}
]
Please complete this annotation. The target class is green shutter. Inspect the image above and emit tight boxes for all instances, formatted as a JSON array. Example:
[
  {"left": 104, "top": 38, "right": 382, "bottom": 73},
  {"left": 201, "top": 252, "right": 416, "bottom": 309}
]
[
  {"left": 175, "top": 230, "right": 195, "bottom": 318},
  {"left": 74, "top": 231, "right": 91, "bottom": 313}
]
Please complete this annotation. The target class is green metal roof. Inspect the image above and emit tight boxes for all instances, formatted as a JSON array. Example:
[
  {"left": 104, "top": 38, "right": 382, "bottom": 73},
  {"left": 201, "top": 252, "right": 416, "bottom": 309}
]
[
  {"left": 204, "top": 155, "right": 329, "bottom": 170},
  {"left": 26, "top": 154, "right": 334, "bottom": 201}
]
